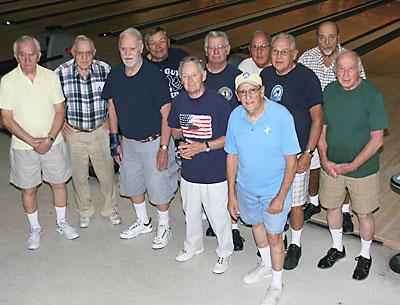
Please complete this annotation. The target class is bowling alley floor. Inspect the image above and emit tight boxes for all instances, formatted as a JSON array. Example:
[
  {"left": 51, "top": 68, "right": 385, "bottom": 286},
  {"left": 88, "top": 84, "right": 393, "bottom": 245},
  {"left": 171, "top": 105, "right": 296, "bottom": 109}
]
[{"left": 0, "top": 130, "right": 399, "bottom": 305}]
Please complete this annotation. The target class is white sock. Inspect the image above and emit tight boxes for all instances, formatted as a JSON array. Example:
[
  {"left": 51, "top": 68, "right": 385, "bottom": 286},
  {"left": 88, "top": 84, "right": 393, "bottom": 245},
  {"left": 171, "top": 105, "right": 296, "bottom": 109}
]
[
  {"left": 290, "top": 228, "right": 302, "bottom": 247},
  {"left": 342, "top": 204, "right": 350, "bottom": 213},
  {"left": 134, "top": 201, "right": 149, "bottom": 223},
  {"left": 232, "top": 223, "right": 238, "bottom": 230},
  {"left": 157, "top": 209, "right": 169, "bottom": 226},
  {"left": 309, "top": 195, "right": 319, "bottom": 207},
  {"left": 271, "top": 269, "right": 283, "bottom": 289},
  {"left": 54, "top": 206, "right": 66, "bottom": 224},
  {"left": 258, "top": 246, "right": 272, "bottom": 267},
  {"left": 360, "top": 238, "right": 372, "bottom": 259},
  {"left": 330, "top": 228, "right": 343, "bottom": 251},
  {"left": 26, "top": 210, "right": 40, "bottom": 227}
]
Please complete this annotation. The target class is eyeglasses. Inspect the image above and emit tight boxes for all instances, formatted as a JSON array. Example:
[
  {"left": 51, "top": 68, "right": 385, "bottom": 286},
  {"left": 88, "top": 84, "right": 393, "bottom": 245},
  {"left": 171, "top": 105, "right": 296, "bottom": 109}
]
[
  {"left": 74, "top": 51, "right": 94, "bottom": 58},
  {"left": 249, "top": 44, "right": 269, "bottom": 51},
  {"left": 205, "top": 45, "right": 227, "bottom": 50},
  {"left": 236, "top": 86, "right": 261, "bottom": 97},
  {"left": 271, "top": 48, "right": 293, "bottom": 57}
]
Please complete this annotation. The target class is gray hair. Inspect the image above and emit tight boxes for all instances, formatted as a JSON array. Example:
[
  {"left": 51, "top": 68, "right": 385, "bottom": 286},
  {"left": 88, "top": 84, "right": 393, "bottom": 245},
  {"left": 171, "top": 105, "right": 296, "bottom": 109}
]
[
  {"left": 72, "top": 35, "right": 95, "bottom": 51},
  {"left": 334, "top": 50, "right": 363, "bottom": 72},
  {"left": 178, "top": 56, "right": 205, "bottom": 78},
  {"left": 144, "top": 27, "right": 168, "bottom": 46},
  {"left": 204, "top": 31, "right": 229, "bottom": 48},
  {"left": 271, "top": 32, "right": 297, "bottom": 51},
  {"left": 250, "top": 30, "right": 270, "bottom": 43},
  {"left": 13, "top": 35, "right": 41, "bottom": 54},
  {"left": 119, "top": 27, "right": 143, "bottom": 47}
]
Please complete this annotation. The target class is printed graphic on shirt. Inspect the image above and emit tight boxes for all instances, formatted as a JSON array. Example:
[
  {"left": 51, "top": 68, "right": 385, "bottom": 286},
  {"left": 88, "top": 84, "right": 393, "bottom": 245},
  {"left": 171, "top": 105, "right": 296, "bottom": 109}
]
[
  {"left": 218, "top": 86, "right": 233, "bottom": 101},
  {"left": 270, "top": 85, "right": 283, "bottom": 102},
  {"left": 162, "top": 68, "right": 182, "bottom": 98},
  {"left": 179, "top": 114, "right": 212, "bottom": 139}
]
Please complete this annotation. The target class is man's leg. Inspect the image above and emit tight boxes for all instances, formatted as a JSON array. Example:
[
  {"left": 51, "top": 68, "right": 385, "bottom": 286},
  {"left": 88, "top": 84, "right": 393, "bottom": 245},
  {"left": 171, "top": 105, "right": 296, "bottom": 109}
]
[
  {"left": 304, "top": 168, "right": 321, "bottom": 221},
  {"left": 342, "top": 191, "right": 354, "bottom": 234},
  {"left": 23, "top": 187, "right": 42, "bottom": 250}
]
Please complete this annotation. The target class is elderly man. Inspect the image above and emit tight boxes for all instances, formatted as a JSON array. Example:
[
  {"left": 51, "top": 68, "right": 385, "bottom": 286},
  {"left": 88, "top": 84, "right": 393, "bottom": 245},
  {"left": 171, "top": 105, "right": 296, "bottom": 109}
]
[
  {"left": 260, "top": 33, "right": 323, "bottom": 270},
  {"left": 55, "top": 35, "right": 120, "bottom": 229},
  {"left": 144, "top": 27, "right": 188, "bottom": 99},
  {"left": 238, "top": 30, "right": 271, "bottom": 75},
  {"left": 226, "top": 72, "right": 299, "bottom": 305},
  {"left": 298, "top": 21, "right": 366, "bottom": 233},
  {"left": 169, "top": 56, "right": 234, "bottom": 273},
  {"left": 0, "top": 35, "right": 79, "bottom": 250},
  {"left": 101, "top": 28, "right": 178, "bottom": 249},
  {"left": 317, "top": 50, "right": 388, "bottom": 280},
  {"left": 203, "top": 30, "right": 244, "bottom": 250}
]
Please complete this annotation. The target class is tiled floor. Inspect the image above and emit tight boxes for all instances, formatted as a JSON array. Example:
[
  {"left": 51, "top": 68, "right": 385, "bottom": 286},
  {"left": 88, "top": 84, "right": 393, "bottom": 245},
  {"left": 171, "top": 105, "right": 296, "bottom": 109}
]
[{"left": 0, "top": 131, "right": 399, "bottom": 305}]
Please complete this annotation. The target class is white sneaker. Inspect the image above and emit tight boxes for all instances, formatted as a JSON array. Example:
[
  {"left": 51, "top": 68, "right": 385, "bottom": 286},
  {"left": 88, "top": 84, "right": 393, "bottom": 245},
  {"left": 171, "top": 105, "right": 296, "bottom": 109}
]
[
  {"left": 213, "top": 255, "right": 231, "bottom": 274},
  {"left": 119, "top": 218, "right": 153, "bottom": 239},
  {"left": 57, "top": 220, "right": 80, "bottom": 240},
  {"left": 260, "top": 286, "right": 284, "bottom": 305},
  {"left": 109, "top": 212, "right": 122, "bottom": 225},
  {"left": 27, "top": 226, "right": 42, "bottom": 250},
  {"left": 175, "top": 249, "right": 204, "bottom": 262},
  {"left": 79, "top": 216, "right": 90, "bottom": 228},
  {"left": 152, "top": 224, "right": 171, "bottom": 249},
  {"left": 244, "top": 263, "right": 272, "bottom": 284}
]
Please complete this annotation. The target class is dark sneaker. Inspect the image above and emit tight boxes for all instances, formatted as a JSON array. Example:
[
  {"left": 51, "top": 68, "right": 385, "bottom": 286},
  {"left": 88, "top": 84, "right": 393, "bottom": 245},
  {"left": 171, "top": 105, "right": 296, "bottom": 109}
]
[
  {"left": 342, "top": 212, "right": 354, "bottom": 234},
  {"left": 283, "top": 244, "right": 302, "bottom": 270},
  {"left": 353, "top": 255, "right": 372, "bottom": 280},
  {"left": 389, "top": 253, "right": 400, "bottom": 274},
  {"left": 303, "top": 203, "right": 321, "bottom": 222},
  {"left": 232, "top": 229, "right": 244, "bottom": 251},
  {"left": 318, "top": 247, "right": 346, "bottom": 269},
  {"left": 206, "top": 225, "right": 216, "bottom": 237}
]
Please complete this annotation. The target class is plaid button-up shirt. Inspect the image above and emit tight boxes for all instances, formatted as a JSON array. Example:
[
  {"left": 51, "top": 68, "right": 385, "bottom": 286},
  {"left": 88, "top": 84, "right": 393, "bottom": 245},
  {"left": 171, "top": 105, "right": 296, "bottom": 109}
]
[
  {"left": 55, "top": 58, "right": 111, "bottom": 130},
  {"left": 298, "top": 44, "right": 366, "bottom": 91}
]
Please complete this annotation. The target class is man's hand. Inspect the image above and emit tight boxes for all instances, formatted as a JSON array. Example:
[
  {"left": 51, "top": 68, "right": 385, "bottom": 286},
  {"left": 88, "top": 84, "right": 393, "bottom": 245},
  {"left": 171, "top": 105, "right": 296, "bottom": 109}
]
[
  {"left": 178, "top": 139, "right": 205, "bottom": 160},
  {"left": 268, "top": 196, "right": 284, "bottom": 214},
  {"left": 321, "top": 159, "right": 338, "bottom": 177},
  {"left": 113, "top": 145, "right": 123, "bottom": 165},
  {"left": 157, "top": 148, "right": 168, "bottom": 171},
  {"left": 296, "top": 153, "right": 311, "bottom": 173},
  {"left": 228, "top": 193, "right": 240, "bottom": 221},
  {"left": 33, "top": 137, "right": 53, "bottom": 155},
  {"left": 61, "top": 122, "right": 75, "bottom": 138},
  {"left": 334, "top": 163, "right": 355, "bottom": 175}
]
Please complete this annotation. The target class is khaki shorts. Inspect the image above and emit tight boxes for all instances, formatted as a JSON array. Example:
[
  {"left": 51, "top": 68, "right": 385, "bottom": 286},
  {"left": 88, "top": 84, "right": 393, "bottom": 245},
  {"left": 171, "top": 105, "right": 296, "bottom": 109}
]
[
  {"left": 10, "top": 141, "right": 71, "bottom": 189},
  {"left": 319, "top": 169, "right": 379, "bottom": 214}
]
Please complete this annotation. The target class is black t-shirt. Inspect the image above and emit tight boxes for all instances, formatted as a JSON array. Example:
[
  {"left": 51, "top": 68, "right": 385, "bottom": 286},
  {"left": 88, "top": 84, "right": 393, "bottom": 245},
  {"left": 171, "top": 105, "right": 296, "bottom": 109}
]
[
  {"left": 101, "top": 61, "right": 171, "bottom": 140},
  {"left": 145, "top": 48, "right": 188, "bottom": 99},
  {"left": 205, "top": 63, "right": 241, "bottom": 110},
  {"left": 168, "top": 89, "right": 232, "bottom": 184},
  {"left": 260, "top": 63, "right": 322, "bottom": 151}
]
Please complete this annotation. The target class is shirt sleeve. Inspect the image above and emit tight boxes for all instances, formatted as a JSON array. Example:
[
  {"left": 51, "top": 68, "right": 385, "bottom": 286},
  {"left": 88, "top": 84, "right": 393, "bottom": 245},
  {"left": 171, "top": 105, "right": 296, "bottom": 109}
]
[
  {"left": 0, "top": 78, "right": 14, "bottom": 110},
  {"left": 304, "top": 68, "right": 323, "bottom": 108},
  {"left": 168, "top": 99, "right": 181, "bottom": 129},
  {"left": 282, "top": 110, "right": 301, "bottom": 156},
  {"left": 367, "top": 86, "right": 388, "bottom": 131},
  {"left": 224, "top": 109, "right": 238, "bottom": 154},
  {"left": 101, "top": 69, "right": 114, "bottom": 100},
  {"left": 50, "top": 72, "right": 65, "bottom": 104}
]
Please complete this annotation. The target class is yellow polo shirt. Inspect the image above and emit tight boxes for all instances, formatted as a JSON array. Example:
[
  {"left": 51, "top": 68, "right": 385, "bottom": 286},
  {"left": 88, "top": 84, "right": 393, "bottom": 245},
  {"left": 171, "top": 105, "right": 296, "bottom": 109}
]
[{"left": 0, "top": 64, "right": 65, "bottom": 150}]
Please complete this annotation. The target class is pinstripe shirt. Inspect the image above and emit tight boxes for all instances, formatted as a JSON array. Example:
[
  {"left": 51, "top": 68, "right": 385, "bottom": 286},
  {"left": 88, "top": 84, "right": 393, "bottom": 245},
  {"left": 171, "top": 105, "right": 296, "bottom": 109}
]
[
  {"left": 55, "top": 58, "right": 111, "bottom": 130},
  {"left": 298, "top": 44, "right": 366, "bottom": 91}
]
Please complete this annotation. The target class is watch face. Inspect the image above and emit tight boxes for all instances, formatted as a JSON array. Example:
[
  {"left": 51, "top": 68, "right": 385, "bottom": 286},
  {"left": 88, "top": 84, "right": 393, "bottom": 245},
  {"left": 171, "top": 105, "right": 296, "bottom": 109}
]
[{"left": 206, "top": 147, "right": 211, "bottom": 152}]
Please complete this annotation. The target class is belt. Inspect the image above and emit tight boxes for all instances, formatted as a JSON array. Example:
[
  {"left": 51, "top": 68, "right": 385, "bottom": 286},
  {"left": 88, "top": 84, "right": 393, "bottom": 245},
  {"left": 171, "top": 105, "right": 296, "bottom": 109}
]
[
  {"left": 139, "top": 133, "right": 160, "bottom": 143},
  {"left": 72, "top": 124, "right": 103, "bottom": 133}
]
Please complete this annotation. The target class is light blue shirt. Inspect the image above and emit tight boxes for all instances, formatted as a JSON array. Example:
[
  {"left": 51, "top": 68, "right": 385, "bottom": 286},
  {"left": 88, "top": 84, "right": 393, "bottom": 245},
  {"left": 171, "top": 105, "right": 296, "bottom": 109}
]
[{"left": 225, "top": 98, "right": 300, "bottom": 196}]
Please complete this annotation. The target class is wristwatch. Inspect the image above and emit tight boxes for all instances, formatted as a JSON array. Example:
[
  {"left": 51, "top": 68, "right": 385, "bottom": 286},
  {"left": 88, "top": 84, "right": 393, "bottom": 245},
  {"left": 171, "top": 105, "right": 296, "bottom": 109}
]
[
  {"left": 159, "top": 144, "right": 168, "bottom": 150},
  {"left": 305, "top": 149, "right": 314, "bottom": 156},
  {"left": 205, "top": 142, "right": 211, "bottom": 153}
]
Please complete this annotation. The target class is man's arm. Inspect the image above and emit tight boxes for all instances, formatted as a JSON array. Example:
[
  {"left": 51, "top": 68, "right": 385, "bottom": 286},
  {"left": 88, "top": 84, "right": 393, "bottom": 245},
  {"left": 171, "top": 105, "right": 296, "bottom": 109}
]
[
  {"left": 334, "top": 130, "right": 384, "bottom": 175},
  {"left": 297, "top": 103, "right": 323, "bottom": 173},
  {"left": 108, "top": 98, "right": 122, "bottom": 164},
  {"left": 268, "top": 154, "right": 297, "bottom": 214},
  {"left": 318, "top": 124, "right": 337, "bottom": 177},
  {"left": 157, "top": 102, "right": 172, "bottom": 171},
  {"left": 179, "top": 136, "right": 225, "bottom": 160},
  {"left": 227, "top": 153, "right": 239, "bottom": 220}
]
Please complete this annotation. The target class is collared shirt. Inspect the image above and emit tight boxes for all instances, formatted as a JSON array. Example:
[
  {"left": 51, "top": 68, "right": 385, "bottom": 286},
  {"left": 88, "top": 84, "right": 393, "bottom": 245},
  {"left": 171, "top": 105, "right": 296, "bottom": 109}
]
[
  {"left": 0, "top": 64, "right": 65, "bottom": 150},
  {"left": 298, "top": 44, "right": 366, "bottom": 91},
  {"left": 55, "top": 58, "right": 110, "bottom": 130}
]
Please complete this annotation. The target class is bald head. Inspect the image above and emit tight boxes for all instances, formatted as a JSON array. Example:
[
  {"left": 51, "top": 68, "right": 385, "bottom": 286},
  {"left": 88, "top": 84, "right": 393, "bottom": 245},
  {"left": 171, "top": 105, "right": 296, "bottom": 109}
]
[
  {"left": 317, "top": 21, "right": 339, "bottom": 57},
  {"left": 335, "top": 50, "right": 362, "bottom": 90}
]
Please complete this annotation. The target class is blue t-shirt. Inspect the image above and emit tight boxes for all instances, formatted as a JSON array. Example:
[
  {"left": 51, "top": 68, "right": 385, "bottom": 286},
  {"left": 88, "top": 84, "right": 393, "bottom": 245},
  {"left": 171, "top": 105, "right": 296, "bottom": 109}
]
[
  {"left": 145, "top": 48, "right": 188, "bottom": 99},
  {"left": 168, "top": 89, "right": 232, "bottom": 184},
  {"left": 225, "top": 98, "right": 300, "bottom": 196},
  {"left": 260, "top": 63, "right": 322, "bottom": 151},
  {"left": 101, "top": 61, "right": 170, "bottom": 140},
  {"left": 205, "top": 63, "right": 241, "bottom": 109}
]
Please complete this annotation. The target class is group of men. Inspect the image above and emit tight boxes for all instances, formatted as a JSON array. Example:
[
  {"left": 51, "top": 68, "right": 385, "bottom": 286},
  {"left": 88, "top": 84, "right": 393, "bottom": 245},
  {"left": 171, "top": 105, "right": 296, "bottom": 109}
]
[{"left": 0, "top": 20, "right": 388, "bottom": 305}]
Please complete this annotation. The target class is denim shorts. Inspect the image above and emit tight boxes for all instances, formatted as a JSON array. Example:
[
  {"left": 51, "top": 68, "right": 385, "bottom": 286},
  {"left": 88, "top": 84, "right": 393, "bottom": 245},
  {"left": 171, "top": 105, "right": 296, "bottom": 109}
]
[{"left": 236, "top": 184, "right": 292, "bottom": 234}]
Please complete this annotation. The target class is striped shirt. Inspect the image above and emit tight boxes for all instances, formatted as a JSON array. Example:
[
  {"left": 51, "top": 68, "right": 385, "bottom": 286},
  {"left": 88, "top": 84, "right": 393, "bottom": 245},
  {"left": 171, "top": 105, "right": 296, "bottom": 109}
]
[
  {"left": 298, "top": 44, "right": 366, "bottom": 91},
  {"left": 55, "top": 58, "right": 110, "bottom": 130}
]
